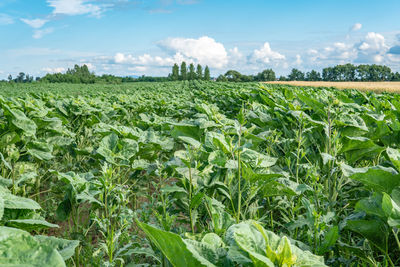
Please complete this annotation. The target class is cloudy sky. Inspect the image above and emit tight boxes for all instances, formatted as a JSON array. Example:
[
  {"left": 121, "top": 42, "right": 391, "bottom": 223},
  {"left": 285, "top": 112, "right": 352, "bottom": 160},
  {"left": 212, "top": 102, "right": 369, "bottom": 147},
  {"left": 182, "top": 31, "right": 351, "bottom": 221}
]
[{"left": 0, "top": 0, "right": 400, "bottom": 78}]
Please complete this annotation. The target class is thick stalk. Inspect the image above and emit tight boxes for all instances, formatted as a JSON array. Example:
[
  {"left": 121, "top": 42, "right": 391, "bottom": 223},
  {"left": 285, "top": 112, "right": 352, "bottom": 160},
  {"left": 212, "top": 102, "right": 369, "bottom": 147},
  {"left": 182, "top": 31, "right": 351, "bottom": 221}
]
[{"left": 236, "top": 125, "right": 242, "bottom": 223}]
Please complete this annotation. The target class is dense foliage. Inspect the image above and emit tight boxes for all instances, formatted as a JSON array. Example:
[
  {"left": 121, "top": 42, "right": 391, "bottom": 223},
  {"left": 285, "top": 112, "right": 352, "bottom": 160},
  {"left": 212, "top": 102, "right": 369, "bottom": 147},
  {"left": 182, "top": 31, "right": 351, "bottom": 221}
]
[
  {"left": 284, "top": 64, "right": 400, "bottom": 82},
  {"left": 1, "top": 81, "right": 400, "bottom": 266}
]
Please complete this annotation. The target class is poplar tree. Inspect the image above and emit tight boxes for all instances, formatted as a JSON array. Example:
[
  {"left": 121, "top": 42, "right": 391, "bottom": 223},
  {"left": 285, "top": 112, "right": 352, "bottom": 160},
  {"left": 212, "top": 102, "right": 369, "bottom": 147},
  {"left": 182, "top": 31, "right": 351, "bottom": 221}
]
[
  {"left": 171, "top": 63, "right": 179, "bottom": 81},
  {"left": 196, "top": 64, "right": 203, "bottom": 79},
  {"left": 204, "top": 66, "right": 210, "bottom": 81},
  {"left": 188, "top": 63, "right": 196, "bottom": 80},
  {"left": 180, "top": 62, "right": 187, "bottom": 80}
]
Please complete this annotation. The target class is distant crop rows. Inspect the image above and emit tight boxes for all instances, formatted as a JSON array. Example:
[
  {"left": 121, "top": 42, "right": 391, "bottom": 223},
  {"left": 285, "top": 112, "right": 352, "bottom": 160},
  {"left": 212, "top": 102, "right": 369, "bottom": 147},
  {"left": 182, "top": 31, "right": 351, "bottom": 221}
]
[{"left": 0, "top": 81, "right": 399, "bottom": 266}]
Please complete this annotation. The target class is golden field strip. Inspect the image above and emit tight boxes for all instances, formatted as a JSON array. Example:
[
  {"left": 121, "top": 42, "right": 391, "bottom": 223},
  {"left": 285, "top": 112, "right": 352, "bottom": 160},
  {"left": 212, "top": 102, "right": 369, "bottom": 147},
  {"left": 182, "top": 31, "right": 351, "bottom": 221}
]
[{"left": 264, "top": 81, "right": 400, "bottom": 93}]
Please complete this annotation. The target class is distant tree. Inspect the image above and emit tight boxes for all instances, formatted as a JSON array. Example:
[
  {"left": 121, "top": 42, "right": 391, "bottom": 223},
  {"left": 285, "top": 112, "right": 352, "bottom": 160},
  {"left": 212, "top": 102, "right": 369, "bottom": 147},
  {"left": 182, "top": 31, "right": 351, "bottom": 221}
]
[
  {"left": 16, "top": 72, "right": 25, "bottom": 83},
  {"left": 224, "top": 70, "right": 243, "bottom": 82},
  {"left": 171, "top": 63, "right": 179, "bottom": 81},
  {"left": 188, "top": 63, "right": 196, "bottom": 80},
  {"left": 7, "top": 75, "right": 12, "bottom": 82},
  {"left": 196, "top": 64, "right": 203, "bottom": 80},
  {"left": 288, "top": 68, "right": 305, "bottom": 81},
  {"left": 306, "top": 70, "right": 321, "bottom": 81},
  {"left": 278, "top": 75, "right": 287, "bottom": 81},
  {"left": 216, "top": 74, "right": 228, "bottom": 82},
  {"left": 392, "top": 72, "right": 400, "bottom": 81},
  {"left": 255, "top": 69, "right": 276, "bottom": 81},
  {"left": 204, "top": 66, "right": 210, "bottom": 81},
  {"left": 180, "top": 62, "right": 187, "bottom": 80}
]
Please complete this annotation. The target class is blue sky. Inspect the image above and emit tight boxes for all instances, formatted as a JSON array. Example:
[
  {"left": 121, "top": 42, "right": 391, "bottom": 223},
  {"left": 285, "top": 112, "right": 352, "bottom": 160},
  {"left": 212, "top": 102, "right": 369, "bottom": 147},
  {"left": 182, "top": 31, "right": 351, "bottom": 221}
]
[{"left": 0, "top": 0, "right": 400, "bottom": 78}]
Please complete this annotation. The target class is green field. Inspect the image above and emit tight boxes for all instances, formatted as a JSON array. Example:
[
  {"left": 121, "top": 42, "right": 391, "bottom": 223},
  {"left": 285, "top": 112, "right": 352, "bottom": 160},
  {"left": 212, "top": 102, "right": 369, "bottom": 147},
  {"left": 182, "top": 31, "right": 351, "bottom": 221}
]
[{"left": 1, "top": 81, "right": 400, "bottom": 266}]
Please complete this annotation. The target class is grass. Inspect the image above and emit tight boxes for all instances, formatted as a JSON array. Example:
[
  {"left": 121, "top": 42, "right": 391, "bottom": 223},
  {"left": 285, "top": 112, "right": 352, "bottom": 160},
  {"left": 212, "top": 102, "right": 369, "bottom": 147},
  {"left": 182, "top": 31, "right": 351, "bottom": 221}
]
[{"left": 264, "top": 81, "right": 400, "bottom": 93}]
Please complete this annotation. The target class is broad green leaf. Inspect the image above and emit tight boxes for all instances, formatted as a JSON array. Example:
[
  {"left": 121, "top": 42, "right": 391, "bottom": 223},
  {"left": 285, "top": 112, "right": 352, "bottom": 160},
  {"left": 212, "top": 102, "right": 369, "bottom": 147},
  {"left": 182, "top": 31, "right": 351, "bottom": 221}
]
[
  {"left": 208, "top": 150, "right": 228, "bottom": 168},
  {"left": 342, "top": 164, "right": 400, "bottom": 193},
  {"left": 382, "top": 193, "right": 400, "bottom": 228},
  {"left": 35, "top": 235, "right": 79, "bottom": 261},
  {"left": 0, "top": 226, "right": 65, "bottom": 266},
  {"left": 340, "top": 136, "right": 384, "bottom": 163},
  {"left": 345, "top": 219, "right": 389, "bottom": 252},
  {"left": 136, "top": 220, "right": 215, "bottom": 267},
  {"left": 27, "top": 141, "right": 54, "bottom": 161},
  {"left": 0, "top": 152, "right": 12, "bottom": 171},
  {"left": 386, "top": 147, "right": 400, "bottom": 171},
  {"left": 241, "top": 148, "right": 277, "bottom": 168},
  {"left": 6, "top": 219, "right": 59, "bottom": 231},
  {"left": 318, "top": 226, "right": 339, "bottom": 255},
  {"left": 355, "top": 193, "right": 386, "bottom": 218},
  {"left": 205, "top": 132, "right": 230, "bottom": 154},
  {"left": 1, "top": 192, "right": 41, "bottom": 210},
  {"left": 4, "top": 106, "right": 37, "bottom": 136},
  {"left": 179, "top": 136, "right": 202, "bottom": 149}
]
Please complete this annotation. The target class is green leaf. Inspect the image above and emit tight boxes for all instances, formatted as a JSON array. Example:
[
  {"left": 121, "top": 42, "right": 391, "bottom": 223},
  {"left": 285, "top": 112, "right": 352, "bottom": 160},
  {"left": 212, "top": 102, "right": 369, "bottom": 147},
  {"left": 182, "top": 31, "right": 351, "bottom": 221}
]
[
  {"left": 6, "top": 219, "right": 59, "bottom": 231},
  {"left": 34, "top": 235, "right": 79, "bottom": 261},
  {"left": 27, "top": 141, "right": 54, "bottom": 161},
  {"left": 4, "top": 106, "right": 37, "bottom": 136},
  {"left": 0, "top": 152, "right": 12, "bottom": 171},
  {"left": 318, "top": 226, "right": 339, "bottom": 255},
  {"left": 179, "top": 136, "right": 202, "bottom": 149},
  {"left": 1, "top": 192, "right": 41, "bottom": 210},
  {"left": 208, "top": 150, "right": 228, "bottom": 168},
  {"left": 340, "top": 136, "right": 384, "bottom": 163},
  {"left": 386, "top": 147, "right": 400, "bottom": 171},
  {"left": 136, "top": 220, "right": 215, "bottom": 267},
  {"left": 342, "top": 164, "right": 400, "bottom": 193},
  {"left": 355, "top": 193, "right": 386, "bottom": 218},
  {"left": 345, "top": 219, "right": 389, "bottom": 252},
  {"left": 0, "top": 226, "right": 65, "bottom": 266},
  {"left": 205, "top": 132, "right": 231, "bottom": 154},
  {"left": 382, "top": 193, "right": 400, "bottom": 228},
  {"left": 241, "top": 148, "right": 277, "bottom": 168}
]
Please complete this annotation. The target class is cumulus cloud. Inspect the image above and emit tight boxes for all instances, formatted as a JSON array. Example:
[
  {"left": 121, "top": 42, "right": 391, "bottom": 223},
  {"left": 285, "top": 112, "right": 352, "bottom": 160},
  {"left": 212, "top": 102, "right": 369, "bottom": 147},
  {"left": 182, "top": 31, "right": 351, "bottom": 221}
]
[
  {"left": 158, "top": 36, "right": 228, "bottom": 68},
  {"left": 249, "top": 42, "right": 285, "bottom": 64},
  {"left": 294, "top": 54, "right": 302, "bottom": 65},
  {"left": 113, "top": 53, "right": 175, "bottom": 66},
  {"left": 351, "top": 23, "right": 362, "bottom": 31},
  {"left": 356, "top": 32, "right": 389, "bottom": 63},
  {"left": 228, "top": 47, "right": 244, "bottom": 66},
  {"left": 42, "top": 67, "right": 66, "bottom": 73},
  {"left": 21, "top": 18, "right": 48, "bottom": 29},
  {"left": 33, "top": 28, "right": 54, "bottom": 39},
  {"left": 0, "top": 13, "right": 14, "bottom": 25},
  {"left": 47, "top": 0, "right": 105, "bottom": 17}
]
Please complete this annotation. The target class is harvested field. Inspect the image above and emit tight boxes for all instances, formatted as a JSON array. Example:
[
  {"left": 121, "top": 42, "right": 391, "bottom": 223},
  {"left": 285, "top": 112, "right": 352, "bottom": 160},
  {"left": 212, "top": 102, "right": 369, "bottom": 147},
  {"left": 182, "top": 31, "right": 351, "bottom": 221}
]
[{"left": 264, "top": 81, "right": 400, "bottom": 93}]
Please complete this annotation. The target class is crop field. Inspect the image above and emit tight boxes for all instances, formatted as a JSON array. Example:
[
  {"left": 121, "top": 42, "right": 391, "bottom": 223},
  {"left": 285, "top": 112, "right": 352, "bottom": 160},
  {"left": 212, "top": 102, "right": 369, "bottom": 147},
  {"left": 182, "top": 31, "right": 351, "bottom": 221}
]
[
  {"left": 265, "top": 81, "right": 400, "bottom": 93},
  {"left": 1, "top": 81, "right": 400, "bottom": 266}
]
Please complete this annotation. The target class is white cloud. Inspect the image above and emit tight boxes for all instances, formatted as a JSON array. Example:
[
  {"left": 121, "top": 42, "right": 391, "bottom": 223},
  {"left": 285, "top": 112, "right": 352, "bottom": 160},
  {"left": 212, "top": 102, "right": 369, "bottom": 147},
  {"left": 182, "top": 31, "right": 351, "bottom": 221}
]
[
  {"left": 358, "top": 32, "right": 387, "bottom": 52},
  {"left": 351, "top": 23, "right": 362, "bottom": 31},
  {"left": 47, "top": 0, "right": 104, "bottom": 17},
  {"left": 113, "top": 53, "right": 175, "bottom": 66},
  {"left": 0, "top": 13, "right": 14, "bottom": 25},
  {"left": 295, "top": 54, "right": 302, "bottom": 65},
  {"left": 158, "top": 36, "right": 228, "bottom": 68},
  {"left": 250, "top": 42, "right": 285, "bottom": 64},
  {"left": 356, "top": 32, "right": 389, "bottom": 63},
  {"left": 21, "top": 18, "right": 48, "bottom": 29},
  {"left": 33, "top": 28, "right": 54, "bottom": 39},
  {"left": 228, "top": 47, "right": 244, "bottom": 66},
  {"left": 42, "top": 67, "right": 66, "bottom": 73}
]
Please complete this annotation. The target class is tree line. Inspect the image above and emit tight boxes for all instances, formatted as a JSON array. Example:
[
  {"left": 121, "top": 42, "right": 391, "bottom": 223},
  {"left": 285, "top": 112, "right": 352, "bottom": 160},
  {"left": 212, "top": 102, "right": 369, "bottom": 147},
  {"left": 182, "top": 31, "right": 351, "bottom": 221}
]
[
  {"left": 216, "top": 64, "right": 400, "bottom": 82},
  {"left": 3, "top": 63, "right": 400, "bottom": 84},
  {"left": 170, "top": 62, "right": 210, "bottom": 81},
  {"left": 281, "top": 64, "right": 400, "bottom": 81}
]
